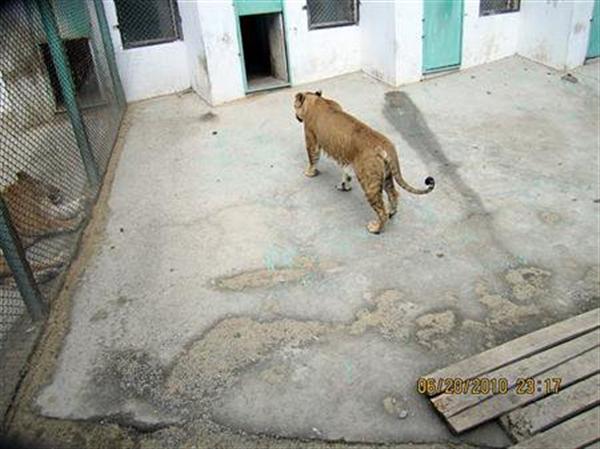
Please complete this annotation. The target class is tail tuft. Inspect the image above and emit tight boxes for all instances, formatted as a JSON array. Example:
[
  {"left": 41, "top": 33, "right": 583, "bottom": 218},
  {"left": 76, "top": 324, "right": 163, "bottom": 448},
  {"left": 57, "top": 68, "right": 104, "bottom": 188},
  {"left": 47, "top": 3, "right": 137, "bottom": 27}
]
[{"left": 425, "top": 176, "right": 435, "bottom": 189}]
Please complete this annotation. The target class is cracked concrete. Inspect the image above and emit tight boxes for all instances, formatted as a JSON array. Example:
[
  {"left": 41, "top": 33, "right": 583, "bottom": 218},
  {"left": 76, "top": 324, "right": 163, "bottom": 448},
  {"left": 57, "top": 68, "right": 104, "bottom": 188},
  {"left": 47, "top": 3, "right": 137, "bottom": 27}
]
[{"left": 6, "top": 57, "right": 600, "bottom": 449}]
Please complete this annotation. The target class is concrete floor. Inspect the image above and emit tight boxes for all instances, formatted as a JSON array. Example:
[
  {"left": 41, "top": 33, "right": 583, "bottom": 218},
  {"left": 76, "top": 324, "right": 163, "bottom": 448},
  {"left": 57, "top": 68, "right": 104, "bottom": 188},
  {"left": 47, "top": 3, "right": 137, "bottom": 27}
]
[{"left": 19, "top": 57, "right": 600, "bottom": 448}]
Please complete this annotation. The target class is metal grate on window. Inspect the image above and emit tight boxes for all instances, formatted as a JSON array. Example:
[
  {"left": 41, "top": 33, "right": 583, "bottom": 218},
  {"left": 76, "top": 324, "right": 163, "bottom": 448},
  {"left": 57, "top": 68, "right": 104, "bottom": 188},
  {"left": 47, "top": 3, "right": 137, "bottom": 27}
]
[
  {"left": 480, "top": 0, "right": 520, "bottom": 16},
  {"left": 307, "top": 0, "right": 358, "bottom": 30},
  {"left": 113, "top": 0, "right": 182, "bottom": 48}
]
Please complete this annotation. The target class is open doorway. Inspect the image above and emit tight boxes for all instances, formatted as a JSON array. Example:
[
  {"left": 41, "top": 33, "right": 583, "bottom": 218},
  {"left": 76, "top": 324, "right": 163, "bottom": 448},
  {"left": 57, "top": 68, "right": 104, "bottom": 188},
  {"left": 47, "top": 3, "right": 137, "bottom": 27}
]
[
  {"left": 239, "top": 13, "right": 289, "bottom": 92},
  {"left": 40, "top": 38, "right": 105, "bottom": 110}
]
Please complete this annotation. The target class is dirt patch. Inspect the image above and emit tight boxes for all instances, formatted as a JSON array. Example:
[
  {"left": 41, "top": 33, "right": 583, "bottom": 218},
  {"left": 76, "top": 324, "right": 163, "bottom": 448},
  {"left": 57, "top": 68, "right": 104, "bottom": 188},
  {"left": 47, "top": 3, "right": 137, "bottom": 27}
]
[
  {"left": 504, "top": 266, "right": 551, "bottom": 302},
  {"left": 7, "top": 419, "right": 135, "bottom": 449},
  {"left": 477, "top": 292, "right": 539, "bottom": 326},
  {"left": 199, "top": 111, "right": 218, "bottom": 122},
  {"left": 472, "top": 265, "right": 551, "bottom": 330},
  {"left": 137, "top": 421, "right": 477, "bottom": 449},
  {"left": 259, "top": 362, "right": 293, "bottom": 385},
  {"left": 212, "top": 257, "right": 339, "bottom": 291},
  {"left": 214, "top": 267, "right": 311, "bottom": 290},
  {"left": 459, "top": 319, "right": 497, "bottom": 350},
  {"left": 348, "top": 289, "right": 421, "bottom": 340},
  {"left": 581, "top": 265, "right": 600, "bottom": 297},
  {"left": 91, "top": 349, "right": 166, "bottom": 407},
  {"left": 414, "top": 310, "right": 457, "bottom": 350},
  {"left": 410, "top": 265, "right": 555, "bottom": 352},
  {"left": 166, "top": 317, "right": 334, "bottom": 404}
]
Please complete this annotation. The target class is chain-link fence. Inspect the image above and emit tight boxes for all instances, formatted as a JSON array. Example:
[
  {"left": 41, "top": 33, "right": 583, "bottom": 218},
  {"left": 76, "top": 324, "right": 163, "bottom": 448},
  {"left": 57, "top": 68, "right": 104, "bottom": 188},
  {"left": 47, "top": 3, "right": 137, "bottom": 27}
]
[
  {"left": 0, "top": 0, "right": 125, "bottom": 422},
  {"left": 306, "top": 0, "right": 358, "bottom": 29}
]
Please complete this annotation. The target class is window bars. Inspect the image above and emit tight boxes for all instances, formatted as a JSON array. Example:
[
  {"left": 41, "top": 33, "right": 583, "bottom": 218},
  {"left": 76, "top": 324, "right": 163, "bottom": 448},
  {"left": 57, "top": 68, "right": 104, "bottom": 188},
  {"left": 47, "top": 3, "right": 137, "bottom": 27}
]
[
  {"left": 113, "top": 0, "right": 182, "bottom": 48},
  {"left": 480, "top": 0, "right": 520, "bottom": 16},
  {"left": 306, "top": 0, "right": 358, "bottom": 30}
]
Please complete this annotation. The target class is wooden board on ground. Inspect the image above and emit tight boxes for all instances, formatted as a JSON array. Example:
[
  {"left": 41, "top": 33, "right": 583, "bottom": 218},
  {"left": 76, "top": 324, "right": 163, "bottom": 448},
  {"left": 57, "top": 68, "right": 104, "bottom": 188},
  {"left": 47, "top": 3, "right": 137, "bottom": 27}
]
[
  {"left": 424, "top": 308, "right": 599, "bottom": 394},
  {"left": 500, "top": 374, "right": 600, "bottom": 441},
  {"left": 447, "top": 347, "right": 599, "bottom": 433},
  {"left": 432, "top": 329, "right": 599, "bottom": 417},
  {"left": 507, "top": 406, "right": 599, "bottom": 449},
  {"left": 419, "top": 308, "right": 600, "bottom": 447}
]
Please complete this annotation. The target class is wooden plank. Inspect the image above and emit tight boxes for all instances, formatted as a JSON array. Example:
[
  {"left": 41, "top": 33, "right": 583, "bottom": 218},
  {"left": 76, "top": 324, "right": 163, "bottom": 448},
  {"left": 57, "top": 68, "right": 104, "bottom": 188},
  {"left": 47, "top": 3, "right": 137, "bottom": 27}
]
[
  {"left": 424, "top": 308, "right": 600, "bottom": 395},
  {"left": 500, "top": 374, "right": 600, "bottom": 441},
  {"left": 446, "top": 348, "right": 600, "bottom": 433},
  {"left": 432, "top": 329, "right": 599, "bottom": 417},
  {"left": 508, "top": 406, "right": 599, "bottom": 449}
]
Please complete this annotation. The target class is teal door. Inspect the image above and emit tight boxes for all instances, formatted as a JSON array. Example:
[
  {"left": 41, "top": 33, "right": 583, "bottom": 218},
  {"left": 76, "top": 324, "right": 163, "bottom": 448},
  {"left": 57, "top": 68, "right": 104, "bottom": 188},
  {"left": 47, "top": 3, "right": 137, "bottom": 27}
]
[
  {"left": 233, "top": 0, "right": 290, "bottom": 93},
  {"left": 235, "top": 0, "right": 283, "bottom": 16},
  {"left": 587, "top": 0, "right": 600, "bottom": 59},
  {"left": 423, "top": 0, "right": 464, "bottom": 73}
]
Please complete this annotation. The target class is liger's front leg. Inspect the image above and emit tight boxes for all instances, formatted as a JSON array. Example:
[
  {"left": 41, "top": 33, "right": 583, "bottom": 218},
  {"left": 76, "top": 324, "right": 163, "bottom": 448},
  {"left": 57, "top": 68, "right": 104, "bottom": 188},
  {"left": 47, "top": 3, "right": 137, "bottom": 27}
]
[{"left": 304, "top": 130, "right": 320, "bottom": 178}]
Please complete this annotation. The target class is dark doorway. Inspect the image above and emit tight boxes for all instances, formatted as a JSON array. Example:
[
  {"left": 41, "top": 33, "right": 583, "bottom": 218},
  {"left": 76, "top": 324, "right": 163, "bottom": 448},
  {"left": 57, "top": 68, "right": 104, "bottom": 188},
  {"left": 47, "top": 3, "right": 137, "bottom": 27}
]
[
  {"left": 239, "top": 13, "right": 289, "bottom": 92},
  {"left": 40, "top": 38, "right": 104, "bottom": 110}
]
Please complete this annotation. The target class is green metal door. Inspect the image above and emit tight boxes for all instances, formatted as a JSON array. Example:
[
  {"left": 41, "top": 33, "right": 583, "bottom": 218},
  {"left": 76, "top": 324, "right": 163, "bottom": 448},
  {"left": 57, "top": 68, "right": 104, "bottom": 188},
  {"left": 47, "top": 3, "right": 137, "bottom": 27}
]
[
  {"left": 235, "top": 0, "right": 283, "bottom": 16},
  {"left": 233, "top": 0, "right": 290, "bottom": 93},
  {"left": 423, "top": 0, "right": 463, "bottom": 73},
  {"left": 587, "top": 0, "right": 600, "bottom": 59}
]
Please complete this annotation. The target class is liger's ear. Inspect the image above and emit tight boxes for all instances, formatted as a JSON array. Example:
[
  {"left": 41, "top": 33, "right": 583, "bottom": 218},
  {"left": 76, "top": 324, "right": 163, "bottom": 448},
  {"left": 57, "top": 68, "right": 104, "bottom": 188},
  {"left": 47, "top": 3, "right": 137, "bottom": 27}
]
[
  {"left": 295, "top": 92, "right": 305, "bottom": 105},
  {"left": 315, "top": 90, "right": 322, "bottom": 97}
]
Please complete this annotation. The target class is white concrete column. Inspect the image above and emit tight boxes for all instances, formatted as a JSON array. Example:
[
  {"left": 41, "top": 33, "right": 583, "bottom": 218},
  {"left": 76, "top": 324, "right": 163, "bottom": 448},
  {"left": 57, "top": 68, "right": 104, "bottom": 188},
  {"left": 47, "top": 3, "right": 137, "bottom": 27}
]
[
  {"left": 518, "top": 0, "right": 595, "bottom": 70},
  {"left": 396, "top": 0, "right": 424, "bottom": 84},
  {"left": 196, "top": 1, "right": 245, "bottom": 105}
]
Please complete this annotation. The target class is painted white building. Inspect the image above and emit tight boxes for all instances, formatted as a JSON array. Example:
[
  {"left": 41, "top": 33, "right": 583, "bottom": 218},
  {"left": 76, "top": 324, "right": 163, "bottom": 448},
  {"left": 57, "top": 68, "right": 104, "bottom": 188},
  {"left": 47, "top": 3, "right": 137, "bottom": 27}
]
[{"left": 102, "top": 0, "right": 600, "bottom": 104}]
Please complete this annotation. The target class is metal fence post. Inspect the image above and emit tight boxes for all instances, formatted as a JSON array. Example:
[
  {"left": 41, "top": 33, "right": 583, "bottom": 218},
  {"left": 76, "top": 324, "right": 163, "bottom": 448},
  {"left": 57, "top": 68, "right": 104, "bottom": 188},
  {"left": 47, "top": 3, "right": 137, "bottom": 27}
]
[
  {"left": 0, "top": 198, "right": 47, "bottom": 321},
  {"left": 93, "top": 0, "right": 126, "bottom": 108},
  {"left": 34, "top": 0, "right": 100, "bottom": 188}
]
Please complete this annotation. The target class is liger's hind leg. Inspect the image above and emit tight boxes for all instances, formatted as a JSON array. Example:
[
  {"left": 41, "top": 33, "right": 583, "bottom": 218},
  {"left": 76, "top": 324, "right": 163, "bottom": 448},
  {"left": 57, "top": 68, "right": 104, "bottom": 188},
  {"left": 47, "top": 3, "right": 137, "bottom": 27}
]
[
  {"left": 384, "top": 174, "right": 399, "bottom": 217},
  {"left": 356, "top": 170, "right": 388, "bottom": 234},
  {"left": 336, "top": 166, "right": 353, "bottom": 191}
]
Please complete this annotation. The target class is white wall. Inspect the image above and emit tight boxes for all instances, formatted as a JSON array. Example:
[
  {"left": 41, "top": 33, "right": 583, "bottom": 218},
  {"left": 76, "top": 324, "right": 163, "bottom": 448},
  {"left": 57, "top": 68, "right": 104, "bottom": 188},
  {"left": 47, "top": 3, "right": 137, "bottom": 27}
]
[
  {"left": 462, "top": 0, "right": 520, "bottom": 69},
  {"left": 178, "top": 1, "right": 211, "bottom": 103},
  {"left": 196, "top": 1, "right": 245, "bottom": 104},
  {"left": 284, "top": 1, "right": 361, "bottom": 85},
  {"left": 361, "top": 0, "right": 522, "bottom": 86},
  {"left": 104, "top": 0, "right": 190, "bottom": 102},
  {"left": 361, "top": 0, "right": 397, "bottom": 85},
  {"left": 103, "top": 0, "right": 597, "bottom": 104},
  {"left": 189, "top": 0, "right": 362, "bottom": 104},
  {"left": 566, "top": 1, "right": 596, "bottom": 68},
  {"left": 396, "top": 0, "right": 423, "bottom": 84},
  {"left": 518, "top": 0, "right": 594, "bottom": 70}
]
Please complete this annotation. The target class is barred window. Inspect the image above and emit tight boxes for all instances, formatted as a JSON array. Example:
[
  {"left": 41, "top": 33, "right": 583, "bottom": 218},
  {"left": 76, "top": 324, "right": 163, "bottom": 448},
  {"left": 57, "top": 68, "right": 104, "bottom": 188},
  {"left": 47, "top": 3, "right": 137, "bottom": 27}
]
[
  {"left": 480, "top": 0, "right": 520, "bottom": 16},
  {"left": 307, "top": 0, "right": 358, "bottom": 30},
  {"left": 113, "top": 0, "right": 182, "bottom": 48}
]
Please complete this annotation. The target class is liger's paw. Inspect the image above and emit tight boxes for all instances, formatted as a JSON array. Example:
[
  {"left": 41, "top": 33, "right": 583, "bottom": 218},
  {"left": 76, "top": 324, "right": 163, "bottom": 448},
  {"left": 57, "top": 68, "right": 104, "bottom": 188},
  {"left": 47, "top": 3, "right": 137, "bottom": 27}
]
[
  {"left": 367, "top": 220, "right": 383, "bottom": 234},
  {"left": 304, "top": 167, "right": 319, "bottom": 178},
  {"left": 336, "top": 182, "right": 352, "bottom": 191}
]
